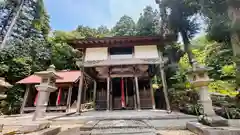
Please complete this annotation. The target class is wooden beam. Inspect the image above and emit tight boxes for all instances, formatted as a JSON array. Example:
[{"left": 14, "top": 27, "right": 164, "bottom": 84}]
[
  {"left": 83, "top": 71, "right": 96, "bottom": 82},
  {"left": 134, "top": 76, "right": 141, "bottom": 110},
  {"left": 24, "top": 106, "right": 67, "bottom": 111},
  {"left": 20, "top": 84, "right": 30, "bottom": 114},
  {"left": 68, "top": 35, "right": 175, "bottom": 49},
  {"left": 67, "top": 86, "right": 73, "bottom": 112},
  {"left": 97, "top": 72, "right": 149, "bottom": 78},
  {"left": 83, "top": 58, "right": 168, "bottom": 67}
]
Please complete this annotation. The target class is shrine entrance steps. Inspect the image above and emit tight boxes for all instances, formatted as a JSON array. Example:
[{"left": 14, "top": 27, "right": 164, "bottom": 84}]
[{"left": 53, "top": 110, "right": 197, "bottom": 135}]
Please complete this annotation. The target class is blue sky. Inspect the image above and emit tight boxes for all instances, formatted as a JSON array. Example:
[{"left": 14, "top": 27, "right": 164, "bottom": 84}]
[{"left": 44, "top": 0, "right": 158, "bottom": 31}]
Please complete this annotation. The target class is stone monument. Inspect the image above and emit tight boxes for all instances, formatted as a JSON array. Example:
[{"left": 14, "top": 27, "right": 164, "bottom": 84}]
[
  {"left": 0, "top": 77, "right": 12, "bottom": 100},
  {"left": 0, "top": 77, "right": 11, "bottom": 132},
  {"left": 187, "top": 60, "right": 228, "bottom": 127},
  {"left": 32, "top": 65, "right": 61, "bottom": 121}
]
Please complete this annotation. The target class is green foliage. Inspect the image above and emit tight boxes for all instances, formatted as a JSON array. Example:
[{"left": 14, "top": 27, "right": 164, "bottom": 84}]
[
  {"left": 169, "top": 89, "right": 201, "bottom": 115},
  {"left": 136, "top": 6, "right": 160, "bottom": 36},
  {"left": 112, "top": 15, "right": 136, "bottom": 36},
  {"left": 191, "top": 36, "right": 211, "bottom": 50},
  {"left": 200, "top": 0, "right": 231, "bottom": 43},
  {"left": 51, "top": 42, "right": 78, "bottom": 70},
  {"left": 0, "top": 38, "right": 51, "bottom": 83},
  {"left": 208, "top": 80, "right": 237, "bottom": 96},
  {"left": 205, "top": 42, "right": 233, "bottom": 79},
  {"left": 179, "top": 49, "right": 206, "bottom": 70},
  {"left": 221, "top": 64, "right": 236, "bottom": 79},
  {"left": 1, "top": 85, "right": 24, "bottom": 115}
]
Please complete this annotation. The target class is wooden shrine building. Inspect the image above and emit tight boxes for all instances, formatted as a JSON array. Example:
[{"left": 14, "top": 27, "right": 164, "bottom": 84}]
[
  {"left": 69, "top": 36, "right": 172, "bottom": 112},
  {"left": 17, "top": 36, "right": 173, "bottom": 114},
  {"left": 17, "top": 71, "right": 86, "bottom": 114}
]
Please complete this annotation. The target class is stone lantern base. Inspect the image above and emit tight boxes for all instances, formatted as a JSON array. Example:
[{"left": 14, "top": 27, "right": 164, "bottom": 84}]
[
  {"left": 198, "top": 115, "right": 228, "bottom": 127},
  {"left": 0, "top": 94, "right": 6, "bottom": 100}
]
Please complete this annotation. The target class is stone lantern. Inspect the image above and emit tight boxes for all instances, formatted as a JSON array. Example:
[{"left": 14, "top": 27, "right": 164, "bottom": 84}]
[
  {"left": 32, "top": 65, "right": 61, "bottom": 121},
  {"left": 187, "top": 60, "right": 228, "bottom": 127},
  {"left": 0, "top": 77, "right": 12, "bottom": 100}
]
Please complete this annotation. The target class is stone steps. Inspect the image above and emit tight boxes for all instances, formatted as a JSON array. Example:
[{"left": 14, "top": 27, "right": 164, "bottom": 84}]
[
  {"left": 57, "top": 127, "right": 157, "bottom": 135},
  {"left": 57, "top": 120, "right": 158, "bottom": 135}
]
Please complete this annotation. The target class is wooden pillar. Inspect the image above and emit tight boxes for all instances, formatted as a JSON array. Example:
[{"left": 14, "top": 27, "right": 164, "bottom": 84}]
[
  {"left": 20, "top": 84, "right": 30, "bottom": 114},
  {"left": 134, "top": 76, "right": 141, "bottom": 110},
  {"left": 107, "top": 77, "right": 110, "bottom": 111},
  {"left": 110, "top": 79, "right": 113, "bottom": 110},
  {"left": 158, "top": 50, "right": 171, "bottom": 112},
  {"left": 93, "top": 80, "right": 97, "bottom": 105},
  {"left": 67, "top": 86, "right": 73, "bottom": 112},
  {"left": 76, "top": 74, "right": 84, "bottom": 113},
  {"left": 83, "top": 87, "right": 87, "bottom": 103},
  {"left": 133, "top": 78, "right": 137, "bottom": 110},
  {"left": 149, "top": 80, "right": 156, "bottom": 110}
]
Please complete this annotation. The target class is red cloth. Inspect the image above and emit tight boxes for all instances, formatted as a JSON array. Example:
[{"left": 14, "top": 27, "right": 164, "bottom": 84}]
[
  {"left": 56, "top": 88, "right": 62, "bottom": 106},
  {"left": 121, "top": 78, "right": 126, "bottom": 108},
  {"left": 34, "top": 91, "right": 38, "bottom": 106}
]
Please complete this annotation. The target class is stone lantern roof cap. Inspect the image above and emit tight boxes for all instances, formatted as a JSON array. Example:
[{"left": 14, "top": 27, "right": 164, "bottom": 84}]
[
  {"left": 34, "top": 65, "right": 62, "bottom": 79},
  {"left": 0, "top": 77, "right": 12, "bottom": 88},
  {"left": 187, "top": 60, "right": 213, "bottom": 74}
]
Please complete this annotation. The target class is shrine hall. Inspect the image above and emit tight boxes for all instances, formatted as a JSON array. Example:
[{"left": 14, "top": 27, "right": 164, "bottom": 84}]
[{"left": 18, "top": 35, "right": 173, "bottom": 113}]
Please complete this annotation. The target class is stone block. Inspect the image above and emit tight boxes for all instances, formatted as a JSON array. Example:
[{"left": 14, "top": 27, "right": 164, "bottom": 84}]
[
  {"left": 2, "top": 131, "right": 17, "bottom": 135},
  {"left": 0, "top": 124, "right": 3, "bottom": 132},
  {"left": 228, "top": 119, "right": 240, "bottom": 127},
  {"left": 187, "top": 122, "right": 206, "bottom": 135},
  {"left": 16, "top": 122, "right": 50, "bottom": 134},
  {"left": 198, "top": 115, "right": 228, "bottom": 127},
  {"left": 56, "top": 127, "right": 82, "bottom": 135},
  {"left": 27, "top": 127, "right": 61, "bottom": 135},
  {"left": 187, "top": 121, "right": 240, "bottom": 135}
]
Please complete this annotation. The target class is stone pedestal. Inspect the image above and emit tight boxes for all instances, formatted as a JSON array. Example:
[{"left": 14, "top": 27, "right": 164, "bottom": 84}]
[
  {"left": 187, "top": 60, "right": 228, "bottom": 127},
  {"left": 33, "top": 85, "right": 57, "bottom": 119},
  {"left": 199, "top": 86, "right": 215, "bottom": 116},
  {"left": 32, "top": 65, "right": 61, "bottom": 121}
]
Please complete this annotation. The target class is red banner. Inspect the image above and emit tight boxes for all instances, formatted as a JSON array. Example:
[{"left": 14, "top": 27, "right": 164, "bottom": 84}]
[
  {"left": 34, "top": 91, "right": 38, "bottom": 106},
  {"left": 56, "top": 88, "right": 62, "bottom": 106}
]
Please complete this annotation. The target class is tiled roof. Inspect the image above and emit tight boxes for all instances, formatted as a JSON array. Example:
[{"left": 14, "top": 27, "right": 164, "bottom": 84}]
[
  {"left": 17, "top": 70, "right": 81, "bottom": 84},
  {"left": 68, "top": 35, "right": 175, "bottom": 48}
]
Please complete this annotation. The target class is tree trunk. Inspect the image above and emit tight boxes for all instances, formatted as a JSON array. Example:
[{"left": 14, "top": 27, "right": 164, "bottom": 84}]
[
  {"left": 228, "top": 5, "right": 240, "bottom": 89},
  {"left": 0, "top": 8, "right": 14, "bottom": 38},
  {"left": 1, "top": 0, "right": 25, "bottom": 49},
  {"left": 180, "top": 30, "right": 193, "bottom": 66}
]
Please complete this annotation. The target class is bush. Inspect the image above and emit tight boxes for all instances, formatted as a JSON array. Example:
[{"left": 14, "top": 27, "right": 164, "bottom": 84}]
[{"left": 169, "top": 88, "right": 201, "bottom": 115}]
